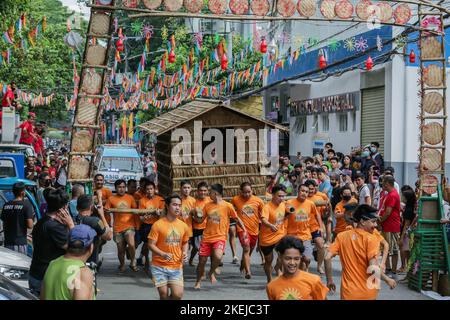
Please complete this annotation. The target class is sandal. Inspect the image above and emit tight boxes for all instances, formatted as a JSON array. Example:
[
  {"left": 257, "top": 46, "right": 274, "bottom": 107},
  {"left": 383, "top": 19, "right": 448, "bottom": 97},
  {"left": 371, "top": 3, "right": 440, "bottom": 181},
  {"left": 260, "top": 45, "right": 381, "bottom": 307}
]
[{"left": 118, "top": 265, "right": 126, "bottom": 273}]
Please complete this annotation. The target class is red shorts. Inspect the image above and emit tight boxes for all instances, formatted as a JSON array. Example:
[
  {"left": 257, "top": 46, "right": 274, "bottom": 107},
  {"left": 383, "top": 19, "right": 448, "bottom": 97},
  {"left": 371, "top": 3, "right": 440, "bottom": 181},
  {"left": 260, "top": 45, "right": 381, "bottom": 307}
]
[
  {"left": 199, "top": 240, "right": 226, "bottom": 257},
  {"left": 238, "top": 231, "right": 258, "bottom": 249}
]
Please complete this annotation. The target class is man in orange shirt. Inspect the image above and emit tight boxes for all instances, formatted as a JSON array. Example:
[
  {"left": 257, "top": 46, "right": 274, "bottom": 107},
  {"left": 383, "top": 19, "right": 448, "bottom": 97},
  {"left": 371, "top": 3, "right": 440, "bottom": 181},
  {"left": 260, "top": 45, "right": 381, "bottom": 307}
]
[
  {"left": 148, "top": 194, "right": 190, "bottom": 300},
  {"left": 179, "top": 180, "right": 195, "bottom": 240},
  {"left": 259, "top": 185, "right": 289, "bottom": 283},
  {"left": 286, "top": 184, "right": 317, "bottom": 271},
  {"left": 267, "top": 236, "right": 329, "bottom": 300},
  {"left": 193, "top": 184, "right": 247, "bottom": 289},
  {"left": 325, "top": 204, "right": 397, "bottom": 300},
  {"left": 93, "top": 174, "right": 113, "bottom": 224},
  {"left": 138, "top": 181, "right": 165, "bottom": 272},
  {"left": 333, "top": 186, "right": 357, "bottom": 237},
  {"left": 231, "top": 182, "right": 265, "bottom": 279},
  {"left": 189, "top": 182, "right": 212, "bottom": 266},
  {"left": 104, "top": 179, "right": 139, "bottom": 272},
  {"left": 304, "top": 180, "right": 326, "bottom": 274},
  {"left": 134, "top": 177, "right": 149, "bottom": 202}
]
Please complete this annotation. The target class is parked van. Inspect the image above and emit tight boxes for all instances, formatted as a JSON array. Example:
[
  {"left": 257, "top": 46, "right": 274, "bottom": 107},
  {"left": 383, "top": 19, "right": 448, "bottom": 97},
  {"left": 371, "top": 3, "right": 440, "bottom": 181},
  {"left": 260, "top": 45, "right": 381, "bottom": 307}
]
[{"left": 94, "top": 144, "right": 144, "bottom": 190}]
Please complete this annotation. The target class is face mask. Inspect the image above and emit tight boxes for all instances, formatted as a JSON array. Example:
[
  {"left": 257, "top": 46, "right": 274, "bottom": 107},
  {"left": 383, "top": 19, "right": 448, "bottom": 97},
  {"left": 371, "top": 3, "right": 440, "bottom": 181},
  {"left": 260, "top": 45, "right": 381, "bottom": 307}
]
[
  {"left": 331, "top": 182, "right": 337, "bottom": 187},
  {"left": 342, "top": 195, "right": 351, "bottom": 201},
  {"left": 361, "top": 151, "right": 370, "bottom": 157},
  {"left": 370, "top": 147, "right": 377, "bottom": 153}
]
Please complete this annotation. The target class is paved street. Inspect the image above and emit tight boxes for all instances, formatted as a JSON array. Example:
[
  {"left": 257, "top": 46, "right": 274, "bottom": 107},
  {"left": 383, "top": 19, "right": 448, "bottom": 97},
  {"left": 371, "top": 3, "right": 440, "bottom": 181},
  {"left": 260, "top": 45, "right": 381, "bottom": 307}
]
[{"left": 96, "top": 240, "right": 429, "bottom": 300}]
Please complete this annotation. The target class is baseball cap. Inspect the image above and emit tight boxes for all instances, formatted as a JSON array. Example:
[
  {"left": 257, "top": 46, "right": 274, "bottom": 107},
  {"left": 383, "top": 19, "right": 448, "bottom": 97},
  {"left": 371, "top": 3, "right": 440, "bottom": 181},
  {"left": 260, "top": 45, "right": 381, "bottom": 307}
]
[
  {"left": 28, "top": 112, "right": 36, "bottom": 118},
  {"left": 352, "top": 204, "right": 379, "bottom": 222},
  {"left": 343, "top": 202, "right": 358, "bottom": 213},
  {"left": 69, "top": 224, "right": 97, "bottom": 249}
]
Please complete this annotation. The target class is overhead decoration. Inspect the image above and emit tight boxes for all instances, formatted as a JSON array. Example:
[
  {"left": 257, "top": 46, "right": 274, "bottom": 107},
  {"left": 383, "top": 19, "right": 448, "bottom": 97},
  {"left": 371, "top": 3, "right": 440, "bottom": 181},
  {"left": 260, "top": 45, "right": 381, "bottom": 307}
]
[
  {"left": 297, "top": 0, "right": 316, "bottom": 17},
  {"left": 394, "top": 3, "right": 412, "bottom": 24},
  {"left": 355, "top": 0, "right": 372, "bottom": 20},
  {"left": 355, "top": 36, "right": 368, "bottom": 51},
  {"left": 320, "top": 0, "right": 337, "bottom": 19},
  {"left": 365, "top": 55, "right": 373, "bottom": 70},
  {"left": 344, "top": 37, "right": 356, "bottom": 51},
  {"left": 376, "top": 35, "right": 383, "bottom": 51},
  {"left": 186, "top": 0, "right": 204, "bottom": 13},
  {"left": 277, "top": 0, "right": 296, "bottom": 17},
  {"left": 250, "top": 0, "right": 270, "bottom": 16},
  {"left": 209, "top": 0, "right": 228, "bottom": 14},
  {"left": 229, "top": 0, "right": 249, "bottom": 15},
  {"left": 335, "top": 0, "right": 354, "bottom": 19},
  {"left": 376, "top": 2, "right": 393, "bottom": 23},
  {"left": 143, "top": 0, "right": 162, "bottom": 9}
]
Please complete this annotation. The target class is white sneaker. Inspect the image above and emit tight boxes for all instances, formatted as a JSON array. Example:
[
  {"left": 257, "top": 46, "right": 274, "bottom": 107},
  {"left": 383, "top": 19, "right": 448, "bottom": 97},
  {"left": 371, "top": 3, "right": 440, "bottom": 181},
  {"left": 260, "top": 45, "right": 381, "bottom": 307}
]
[{"left": 232, "top": 256, "right": 239, "bottom": 264}]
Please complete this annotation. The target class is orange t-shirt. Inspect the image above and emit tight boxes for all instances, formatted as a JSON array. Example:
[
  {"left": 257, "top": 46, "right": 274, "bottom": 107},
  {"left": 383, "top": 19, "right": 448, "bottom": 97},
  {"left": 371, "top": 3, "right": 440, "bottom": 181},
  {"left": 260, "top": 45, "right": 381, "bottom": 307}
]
[
  {"left": 139, "top": 195, "right": 165, "bottom": 225},
  {"left": 179, "top": 196, "right": 196, "bottom": 237},
  {"left": 334, "top": 198, "right": 357, "bottom": 235},
  {"left": 286, "top": 198, "right": 315, "bottom": 241},
  {"left": 329, "top": 228, "right": 380, "bottom": 300},
  {"left": 316, "top": 191, "right": 329, "bottom": 219},
  {"left": 134, "top": 190, "right": 145, "bottom": 201},
  {"left": 231, "top": 195, "right": 264, "bottom": 236},
  {"left": 372, "top": 229, "right": 384, "bottom": 247},
  {"left": 306, "top": 195, "right": 323, "bottom": 232},
  {"left": 192, "top": 197, "right": 212, "bottom": 230},
  {"left": 105, "top": 194, "right": 138, "bottom": 233},
  {"left": 266, "top": 271, "right": 329, "bottom": 300},
  {"left": 148, "top": 217, "right": 190, "bottom": 270},
  {"left": 95, "top": 186, "right": 113, "bottom": 225},
  {"left": 202, "top": 201, "right": 238, "bottom": 243},
  {"left": 259, "top": 202, "right": 287, "bottom": 247}
]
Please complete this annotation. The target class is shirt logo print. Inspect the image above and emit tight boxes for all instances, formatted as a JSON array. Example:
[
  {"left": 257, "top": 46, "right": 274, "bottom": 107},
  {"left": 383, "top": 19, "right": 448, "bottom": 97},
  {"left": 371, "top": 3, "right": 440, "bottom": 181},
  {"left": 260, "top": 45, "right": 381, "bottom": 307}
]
[{"left": 165, "top": 228, "right": 181, "bottom": 246}]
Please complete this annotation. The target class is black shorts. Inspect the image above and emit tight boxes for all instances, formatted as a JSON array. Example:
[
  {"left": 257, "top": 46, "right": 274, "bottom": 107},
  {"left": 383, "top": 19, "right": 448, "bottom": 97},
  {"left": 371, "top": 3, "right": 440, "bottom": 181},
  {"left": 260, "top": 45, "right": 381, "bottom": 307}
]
[
  {"left": 260, "top": 244, "right": 277, "bottom": 256},
  {"left": 135, "top": 223, "right": 152, "bottom": 244},
  {"left": 190, "top": 228, "right": 204, "bottom": 248},
  {"left": 311, "top": 230, "right": 322, "bottom": 240},
  {"left": 229, "top": 219, "right": 237, "bottom": 227}
]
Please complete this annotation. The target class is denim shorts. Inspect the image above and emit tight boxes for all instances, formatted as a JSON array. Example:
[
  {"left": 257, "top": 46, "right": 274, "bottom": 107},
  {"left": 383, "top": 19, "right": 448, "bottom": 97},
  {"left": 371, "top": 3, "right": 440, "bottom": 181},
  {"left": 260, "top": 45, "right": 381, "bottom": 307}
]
[{"left": 151, "top": 265, "right": 184, "bottom": 288}]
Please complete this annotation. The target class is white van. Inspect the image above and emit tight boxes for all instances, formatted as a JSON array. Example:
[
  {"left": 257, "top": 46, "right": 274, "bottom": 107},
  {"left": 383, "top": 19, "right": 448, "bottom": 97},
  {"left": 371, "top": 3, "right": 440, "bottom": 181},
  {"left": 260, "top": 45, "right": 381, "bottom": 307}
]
[{"left": 94, "top": 144, "right": 144, "bottom": 189}]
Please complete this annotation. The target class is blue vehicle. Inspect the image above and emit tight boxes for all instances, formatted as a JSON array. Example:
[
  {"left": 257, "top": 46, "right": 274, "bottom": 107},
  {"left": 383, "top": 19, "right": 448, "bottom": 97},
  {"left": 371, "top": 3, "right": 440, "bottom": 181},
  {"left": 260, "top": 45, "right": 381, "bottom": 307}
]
[{"left": 0, "top": 178, "right": 42, "bottom": 257}]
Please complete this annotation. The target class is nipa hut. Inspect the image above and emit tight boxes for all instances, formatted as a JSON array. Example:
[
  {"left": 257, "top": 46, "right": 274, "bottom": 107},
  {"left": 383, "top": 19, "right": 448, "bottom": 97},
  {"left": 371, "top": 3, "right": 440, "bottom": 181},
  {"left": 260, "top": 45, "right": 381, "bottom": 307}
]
[{"left": 139, "top": 99, "right": 288, "bottom": 198}]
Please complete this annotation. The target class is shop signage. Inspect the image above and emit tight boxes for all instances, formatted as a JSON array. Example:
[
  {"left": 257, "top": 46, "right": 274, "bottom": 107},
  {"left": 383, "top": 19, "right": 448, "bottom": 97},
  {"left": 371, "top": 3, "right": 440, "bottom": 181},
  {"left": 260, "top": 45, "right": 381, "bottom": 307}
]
[{"left": 290, "top": 92, "right": 359, "bottom": 116}]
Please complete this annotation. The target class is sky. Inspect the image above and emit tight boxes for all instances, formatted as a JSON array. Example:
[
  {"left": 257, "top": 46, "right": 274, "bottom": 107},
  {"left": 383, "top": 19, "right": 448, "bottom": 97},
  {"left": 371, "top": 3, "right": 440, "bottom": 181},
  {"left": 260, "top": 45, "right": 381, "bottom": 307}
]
[{"left": 59, "top": 0, "right": 90, "bottom": 18}]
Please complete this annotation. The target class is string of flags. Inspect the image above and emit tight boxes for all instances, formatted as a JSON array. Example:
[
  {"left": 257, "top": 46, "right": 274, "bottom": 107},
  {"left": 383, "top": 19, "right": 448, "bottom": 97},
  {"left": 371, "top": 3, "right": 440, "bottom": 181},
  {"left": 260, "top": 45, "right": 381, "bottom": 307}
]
[
  {"left": 0, "top": 14, "right": 47, "bottom": 65},
  {"left": 0, "top": 84, "right": 55, "bottom": 106}
]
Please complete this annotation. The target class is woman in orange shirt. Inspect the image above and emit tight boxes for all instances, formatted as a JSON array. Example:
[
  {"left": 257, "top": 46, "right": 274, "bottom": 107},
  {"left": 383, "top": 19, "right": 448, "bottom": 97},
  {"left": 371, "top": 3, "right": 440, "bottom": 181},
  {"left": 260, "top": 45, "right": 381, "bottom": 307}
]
[
  {"left": 193, "top": 184, "right": 247, "bottom": 290},
  {"left": 259, "top": 184, "right": 289, "bottom": 283}
]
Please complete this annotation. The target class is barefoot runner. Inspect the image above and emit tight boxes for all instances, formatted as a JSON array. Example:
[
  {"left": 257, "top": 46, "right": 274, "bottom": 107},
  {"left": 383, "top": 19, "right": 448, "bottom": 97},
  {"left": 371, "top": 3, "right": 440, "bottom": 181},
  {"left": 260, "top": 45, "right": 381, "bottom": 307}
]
[
  {"left": 189, "top": 182, "right": 212, "bottom": 266},
  {"left": 286, "top": 184, "right": 316, "bottom": 271},
  {"left": 104, "top": 179, "right": 139, "bottom": 272},
  {"left": 266, "top": 236, "right": 329, "bottom": 300},
  {"left": 259, "top": 185, "right": 289, "bottom": 283},
  {"left": 193, "top": 184, "right": 247, "bottom": 289},
  {"left": 138, "top": 181, "right": 165, "bottom": 272},
  {"left": 148, "top": 194, "right": 190, "bottom": 300},
  {"left": 231, "top": 182, "right": 265, "bottom": 279}
]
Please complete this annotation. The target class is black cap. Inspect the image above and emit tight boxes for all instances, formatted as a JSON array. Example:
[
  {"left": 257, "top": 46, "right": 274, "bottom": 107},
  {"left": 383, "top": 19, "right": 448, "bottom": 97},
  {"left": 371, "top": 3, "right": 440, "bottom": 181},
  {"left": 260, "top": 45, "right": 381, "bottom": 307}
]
[
  {"left": 343, "top": 202, "right": 358, "bottom": 213},
  {"left": 352, "top": 204, "right": 379, "bottom": 222}
]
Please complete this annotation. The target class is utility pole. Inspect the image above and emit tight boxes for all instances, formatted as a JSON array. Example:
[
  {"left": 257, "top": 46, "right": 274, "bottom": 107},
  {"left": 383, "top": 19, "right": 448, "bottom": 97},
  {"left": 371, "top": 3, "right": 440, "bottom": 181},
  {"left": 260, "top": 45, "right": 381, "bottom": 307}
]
[{"left": 226, "top": 21, "right": 232, "bottom": 69}]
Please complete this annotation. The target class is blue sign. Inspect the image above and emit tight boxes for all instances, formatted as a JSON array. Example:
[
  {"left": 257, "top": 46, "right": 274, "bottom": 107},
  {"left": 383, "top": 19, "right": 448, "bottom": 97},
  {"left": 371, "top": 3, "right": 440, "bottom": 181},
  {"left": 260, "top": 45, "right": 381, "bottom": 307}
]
[{"left": 267, "top": 26, "right": 393, "bottom": 85}]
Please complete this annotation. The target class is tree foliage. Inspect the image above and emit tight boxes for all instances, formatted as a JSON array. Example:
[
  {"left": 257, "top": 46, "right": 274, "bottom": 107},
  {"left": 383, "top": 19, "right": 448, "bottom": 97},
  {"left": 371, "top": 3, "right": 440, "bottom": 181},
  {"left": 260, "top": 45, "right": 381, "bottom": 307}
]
[{"left": 0, "top": 0, "right": 84, "bottom": 124}]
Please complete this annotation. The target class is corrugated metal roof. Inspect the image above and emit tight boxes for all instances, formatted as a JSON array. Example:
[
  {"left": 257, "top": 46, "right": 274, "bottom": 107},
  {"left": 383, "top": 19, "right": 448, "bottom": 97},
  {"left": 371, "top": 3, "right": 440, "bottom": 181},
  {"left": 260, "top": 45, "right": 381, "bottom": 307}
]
[{"left": 138, "top": 99, "right": 288, "bottom": 136}]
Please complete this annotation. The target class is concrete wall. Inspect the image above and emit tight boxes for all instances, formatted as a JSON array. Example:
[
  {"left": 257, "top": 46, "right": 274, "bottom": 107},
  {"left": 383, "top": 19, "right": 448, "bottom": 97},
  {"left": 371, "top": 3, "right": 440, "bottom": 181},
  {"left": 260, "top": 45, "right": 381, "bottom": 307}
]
[{"left": 287, "top": 69, "right": 362, "bottom": 157}]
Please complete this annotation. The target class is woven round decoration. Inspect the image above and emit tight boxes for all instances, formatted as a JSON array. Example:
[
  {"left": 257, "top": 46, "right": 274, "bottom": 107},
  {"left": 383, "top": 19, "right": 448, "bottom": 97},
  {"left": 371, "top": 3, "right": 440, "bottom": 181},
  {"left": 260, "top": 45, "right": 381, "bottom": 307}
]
[
  {"left": 320, "top": 0, "right": 336, "bottom": 19},
  {"left": 251, "top": 0, "right": 270, "bottom": 15},
  {"left": 90, "top": 13, "right": 110, "bottom": 36},
  {"left": 164, "top": 0, "right": 183, "bottom": 11},
  {"left": 72, "top": 130, "right": 94, "bottom": 153},
  {"left": 81, "top": 70, "right": 103, "bottom": 95},
  {"left": 86, "top": 45, "right": 107, "bottom": 66},
  {"left": 335, "top": 0, "right": 353, "bottom": 19},
  {"left": 421, "top": 37, "right": 442, "bottom": 60},
  {"left": 423, "top": 92, "right": 444, "bottom": 114},
  {"left": 75, "top": 100, "right": 98, "bottom": 126},
  {"left": 97, "top": 0, "right": 113, "bottom": 4},
  {"left": 297, "top": 0, "right": 316, "bottom": 17},
  {"left": 208, "top": 0, "right": 227, "bottom": 14},
  {"left": 69, "top": 157, "right": 91, "bottom": 180},
  {"left": 277, "top": 0, "right": 296, "bottom": 17},
  {"left": 185, "top": 0, "right": 203, "bottom": 12},
  {"left": 356, "top": 0, "right": 372, "bottom": 20},
  {"left": 229, "top": 0, "right": 249, "bottom": 14},
  {"left": 122, "top": 0, "right": 140, "bottom": 7},
  {"left": 423, "top": 64, "right": 443, "bottom": 87},
  {"left": 423, "top": 122, "right": 444, "bottom": 145},
  {"left": 422, "top": 149, "right": 442, "bottom": 171},
  {"left": 377, "top": 2, "right": 393, "bottom": 22},
  {"left": 422, "top": 175, "right": 438, "bottom": 195},
  {"left": 394, "top": 3, "right": 411, "bottom": 24},
  {"left": 143, "top": 0, "right": 162, "bottom": 9}
]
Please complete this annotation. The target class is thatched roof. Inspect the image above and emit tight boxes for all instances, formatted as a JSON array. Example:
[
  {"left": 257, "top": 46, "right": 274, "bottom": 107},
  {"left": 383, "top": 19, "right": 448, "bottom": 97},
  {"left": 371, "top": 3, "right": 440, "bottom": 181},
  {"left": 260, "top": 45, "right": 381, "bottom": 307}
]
[{"left": 138, "top": 98, "right": 288, "bottom": 136}]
